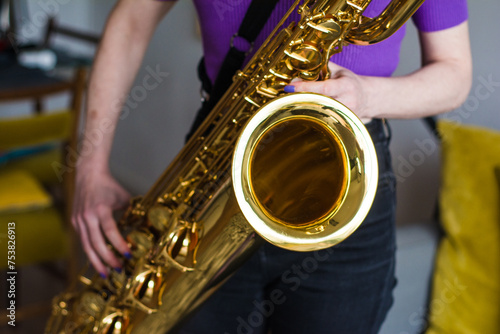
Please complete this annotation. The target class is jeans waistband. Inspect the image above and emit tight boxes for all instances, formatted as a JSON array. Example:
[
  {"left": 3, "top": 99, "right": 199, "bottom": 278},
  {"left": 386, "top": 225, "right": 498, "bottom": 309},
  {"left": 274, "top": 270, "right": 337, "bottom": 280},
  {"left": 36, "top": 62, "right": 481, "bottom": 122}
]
[{"left": 364, "top": 119, "right": 391, "bottom": 144}]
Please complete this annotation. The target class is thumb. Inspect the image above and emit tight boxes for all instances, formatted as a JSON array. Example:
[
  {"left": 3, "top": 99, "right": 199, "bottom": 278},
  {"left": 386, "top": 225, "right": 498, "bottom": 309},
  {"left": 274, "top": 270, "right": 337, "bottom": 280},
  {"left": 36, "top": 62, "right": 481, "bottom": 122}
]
[
  {"left": 327, "top": 61, "right": 347, "bottom": 78},
  {"left": 286, "top": 80, "right": 331, "bottom": 95},
  {"left": 284, "top": 61, "right": 345, "bottom": 95},
  {"left": 111, "top": 182, "right": 132, "bottom": 209}
]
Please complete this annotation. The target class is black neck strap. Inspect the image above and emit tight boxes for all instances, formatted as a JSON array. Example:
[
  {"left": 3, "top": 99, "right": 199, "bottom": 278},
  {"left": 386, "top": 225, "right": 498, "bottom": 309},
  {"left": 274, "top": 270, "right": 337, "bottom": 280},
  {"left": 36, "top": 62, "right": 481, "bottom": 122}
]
[
  {"left": 189, "top": 0, "right": 280, "bottom": 140},
  {"left": 199, "top": 0, "right": 280, "bottom": 108}
]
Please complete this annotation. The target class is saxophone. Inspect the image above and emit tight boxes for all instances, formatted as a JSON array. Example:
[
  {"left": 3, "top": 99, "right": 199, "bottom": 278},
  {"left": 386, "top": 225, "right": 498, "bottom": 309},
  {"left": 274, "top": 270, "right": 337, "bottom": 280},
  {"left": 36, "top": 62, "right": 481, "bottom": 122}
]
[{"left": 46, "top": 0, "right": 424, "bottom": 332}]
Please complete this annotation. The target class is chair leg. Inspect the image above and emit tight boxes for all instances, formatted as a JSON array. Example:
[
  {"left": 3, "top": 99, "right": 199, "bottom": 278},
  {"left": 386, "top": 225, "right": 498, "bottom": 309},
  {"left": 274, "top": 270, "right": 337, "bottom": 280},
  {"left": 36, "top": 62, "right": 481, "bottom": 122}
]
[
  {"left": 66, "top": 227, "right": 82, "bottom": 285},
  {"left": 0, "top": 302, "right": 51, "bottom": 326},
  {"left": 0, "top": 268, "right": 52, "bottom": 327},
  {"left": 35, "top": 99, "right": 43, "bottom": 113}
]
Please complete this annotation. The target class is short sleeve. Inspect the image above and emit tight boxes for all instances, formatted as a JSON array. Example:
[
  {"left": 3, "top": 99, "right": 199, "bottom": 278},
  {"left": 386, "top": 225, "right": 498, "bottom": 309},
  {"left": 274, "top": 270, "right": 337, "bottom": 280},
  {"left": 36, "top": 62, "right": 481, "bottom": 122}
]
[{"left": 412, "top": 0, "right": 468, "bottom": 32}]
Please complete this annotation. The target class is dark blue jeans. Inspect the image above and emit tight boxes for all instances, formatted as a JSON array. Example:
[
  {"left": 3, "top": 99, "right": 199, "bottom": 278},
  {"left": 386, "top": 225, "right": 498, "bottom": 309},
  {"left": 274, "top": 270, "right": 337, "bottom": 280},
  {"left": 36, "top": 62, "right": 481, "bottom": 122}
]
[{"left": 179, "top": 119, "right": 397, "bottom": 334}]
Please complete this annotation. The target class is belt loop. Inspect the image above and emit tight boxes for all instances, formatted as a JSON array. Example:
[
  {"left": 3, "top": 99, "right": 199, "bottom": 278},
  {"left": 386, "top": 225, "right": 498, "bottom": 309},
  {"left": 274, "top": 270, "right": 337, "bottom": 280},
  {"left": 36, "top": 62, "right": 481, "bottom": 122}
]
[
  {"left": 199, "top": 86, "right": 210, "bottom": 103},
  {"left": 382, "top": 118, "right": 392, "bottom": 142}
]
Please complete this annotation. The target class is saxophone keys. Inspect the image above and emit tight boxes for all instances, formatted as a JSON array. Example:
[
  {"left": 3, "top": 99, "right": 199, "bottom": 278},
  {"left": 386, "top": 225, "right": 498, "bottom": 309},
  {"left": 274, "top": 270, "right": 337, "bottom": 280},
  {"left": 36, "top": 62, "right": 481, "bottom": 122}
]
[
  {"left": 285, "top": 43, "right": 323, "bottom": 71},
  {"left": 307, "top": 19, "right": 342, "bottom": 41},
  {"left": 166, "top": 224, "right": 193, "bottom": 260},
  {"left": 346, "top": 0, "right": 365, "bottom": 11},
  {"left": 269, "top": 67, "right": 293, "bottom": 81},
  {"left": 121, "top": 258, "right": 163, "bottom": 314},
  {"left": 126, "top": 229, "right": 155, "bottom": 259},
  {"left": 99, "top": 306, "right": 131, "bottom": 334},
  {"left": 299, "top": 70, "right": 320, "bottom": 81},
  {"left": 244, "top": 95, "right": 261, "bottom": 108},
  {"left": 256, "top": 83, "right": 279, "bottom": 98},
  {"left": 151, "top": 220, "right": 199, "bottom": 272},
  {"left": 148, "top": 205, "right": 173, "bottom": 232},
  {"left": 127, "top": 196, "right": 146, "bottom": 217},
  {"left": 79, "top": 291, "right": 107, "bottom": 319}
]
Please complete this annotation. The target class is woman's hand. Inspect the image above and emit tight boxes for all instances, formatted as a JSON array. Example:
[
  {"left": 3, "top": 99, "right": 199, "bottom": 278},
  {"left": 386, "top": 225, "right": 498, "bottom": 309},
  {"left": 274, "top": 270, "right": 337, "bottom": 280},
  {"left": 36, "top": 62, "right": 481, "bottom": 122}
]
[
  {"left": 285, "top": 22, "right": 472, "bottom": 121},
  {"left": 71, "top": 161, "right": 132, "bottom": 277},
  {"left": 286, "top": 62, "right": 373, "bottom": 121}
]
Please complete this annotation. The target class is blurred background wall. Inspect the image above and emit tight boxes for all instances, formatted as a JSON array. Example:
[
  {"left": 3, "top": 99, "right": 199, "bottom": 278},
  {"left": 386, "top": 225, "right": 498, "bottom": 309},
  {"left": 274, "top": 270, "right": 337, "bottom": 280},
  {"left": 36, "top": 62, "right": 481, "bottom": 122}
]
[
  {"left": 3, "top": 0, "right": 500, "bottom": 225},
  {"left": 390, "top": 0, "right": 500, "bottom": 223}
]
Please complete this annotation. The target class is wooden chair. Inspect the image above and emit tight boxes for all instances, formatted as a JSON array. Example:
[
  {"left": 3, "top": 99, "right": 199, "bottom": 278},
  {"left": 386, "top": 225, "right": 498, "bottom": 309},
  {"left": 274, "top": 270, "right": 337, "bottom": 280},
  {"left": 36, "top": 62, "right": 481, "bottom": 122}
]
[
  {"left": 43, "top": 16, "right": 101, "bottom": 49},
  {"left": 0, "top": 67, "right": 87, "bottom": 325}
]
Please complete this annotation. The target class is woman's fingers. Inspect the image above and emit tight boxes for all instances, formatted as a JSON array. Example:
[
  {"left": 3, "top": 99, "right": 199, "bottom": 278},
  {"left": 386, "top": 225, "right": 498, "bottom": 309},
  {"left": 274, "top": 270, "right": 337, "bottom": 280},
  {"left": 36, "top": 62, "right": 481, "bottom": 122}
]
[
  {"left": 98, "top": 205, "right": 132, "bottom": 259},
  {"left": 86, "top": 210, "right": 123, "bottom": 270},
  {"left": 283, "top": 61, "right": 368, "bottom": 117},
  {"left": 72, "top": 173, "right": 132, "bottom": 274},
  {"left": 77, "top": 215, "right": 109, "bottom": 277},
  {"left": 291, "top": 79, "right": 343, "bottom": 97}
]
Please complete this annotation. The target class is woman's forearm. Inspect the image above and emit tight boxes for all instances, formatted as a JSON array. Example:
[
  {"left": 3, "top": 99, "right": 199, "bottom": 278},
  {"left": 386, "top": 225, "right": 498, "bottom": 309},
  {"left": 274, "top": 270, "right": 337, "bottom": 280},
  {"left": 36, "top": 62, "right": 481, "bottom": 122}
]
[
  {"left": 81, "top": 0, "right": 175, "bottom": 171},
  {"left": 72, "top": 0, "right": 175, "bottom": 274},
  {"left": 363, "top": 57, "right": 472, "bottom": 119},
  {"left": 291, "top": 22, "right": 472, "bottom": 121},
  {"left": 366, "top": 21, "right": 472, "bottom": 119}
]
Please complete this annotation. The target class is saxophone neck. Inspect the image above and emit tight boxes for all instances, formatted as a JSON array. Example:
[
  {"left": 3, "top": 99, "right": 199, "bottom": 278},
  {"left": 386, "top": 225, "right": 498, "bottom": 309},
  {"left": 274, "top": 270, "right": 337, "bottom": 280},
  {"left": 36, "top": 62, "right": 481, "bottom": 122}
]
[{"left": 345, "top": 0, "right": 426, "bottom": 45}]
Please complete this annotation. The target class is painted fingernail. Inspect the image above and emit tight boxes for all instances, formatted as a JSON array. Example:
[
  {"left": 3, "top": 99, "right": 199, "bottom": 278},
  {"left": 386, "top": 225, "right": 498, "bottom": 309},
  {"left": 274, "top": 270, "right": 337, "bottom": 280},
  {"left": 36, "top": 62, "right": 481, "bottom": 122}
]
[
  {"left": 115, "top": 267, "right": 122, "bottom": 274},
  {"left": 99, "top": 272, "right": 107, "bottom": 279},
  {"left": 284, "top": 85, "right": 295, "bottom": 93},
  {"left": 124, "top": 252, "right": 133, "bottom": 260}
]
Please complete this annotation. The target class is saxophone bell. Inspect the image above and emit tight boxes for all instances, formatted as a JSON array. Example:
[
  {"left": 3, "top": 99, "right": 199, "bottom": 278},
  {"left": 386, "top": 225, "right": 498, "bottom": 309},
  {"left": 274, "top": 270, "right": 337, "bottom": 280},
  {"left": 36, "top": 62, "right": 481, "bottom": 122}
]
[{"left": 233, "top": 92, "right": 378, "bottom": 250}]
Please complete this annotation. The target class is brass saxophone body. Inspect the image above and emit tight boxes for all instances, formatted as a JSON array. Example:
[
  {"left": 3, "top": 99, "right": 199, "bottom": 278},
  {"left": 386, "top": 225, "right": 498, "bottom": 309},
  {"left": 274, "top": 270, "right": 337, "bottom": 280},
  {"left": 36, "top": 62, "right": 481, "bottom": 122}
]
[{"left": 46, "top": 0, "right": 424, "bottom": 332}]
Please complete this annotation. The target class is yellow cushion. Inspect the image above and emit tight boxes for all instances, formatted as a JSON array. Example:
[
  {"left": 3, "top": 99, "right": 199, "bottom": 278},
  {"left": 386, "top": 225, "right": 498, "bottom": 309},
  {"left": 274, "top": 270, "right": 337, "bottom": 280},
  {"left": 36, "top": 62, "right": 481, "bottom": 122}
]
[
  {"left": 0, "top": 111, "right": 74, "bottom": 185},
  {"left": 0, "top": 147, "right": 63, "bottom": 185},
  {"left": 426, "top": 121, "right": 500, "bottom": 334},
  {"left": 0, "top": 170, "right": 52, "bottom": 214},
  {"left": 496, "top": 167, "right": 500, "bottom": 190},
  {"left": 0, "top": 206, "right": 69, "bottom": 268},
  {"left": 0, "top": 110, "right": 73, "bottom": 151}
]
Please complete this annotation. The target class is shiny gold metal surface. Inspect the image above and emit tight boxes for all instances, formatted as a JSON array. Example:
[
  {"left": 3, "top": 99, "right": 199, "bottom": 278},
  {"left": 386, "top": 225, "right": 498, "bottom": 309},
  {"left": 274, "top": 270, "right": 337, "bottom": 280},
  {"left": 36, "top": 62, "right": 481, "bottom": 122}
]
[
  {"left": 233, "top": 93, "right": 378, "bottom": 251},
  {"left": 46, "top": 1, "right": 425, "bottom": 333},
  {"left": 250, "top": 117, "right": 348, "bottom": 227}
]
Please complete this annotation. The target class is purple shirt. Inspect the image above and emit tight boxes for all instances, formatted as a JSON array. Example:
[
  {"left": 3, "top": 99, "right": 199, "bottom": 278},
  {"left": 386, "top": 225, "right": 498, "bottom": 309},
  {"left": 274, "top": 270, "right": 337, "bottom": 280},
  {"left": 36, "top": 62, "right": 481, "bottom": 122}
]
[{"left": 162, "top": 0, "right": 468, "bottom": 83}]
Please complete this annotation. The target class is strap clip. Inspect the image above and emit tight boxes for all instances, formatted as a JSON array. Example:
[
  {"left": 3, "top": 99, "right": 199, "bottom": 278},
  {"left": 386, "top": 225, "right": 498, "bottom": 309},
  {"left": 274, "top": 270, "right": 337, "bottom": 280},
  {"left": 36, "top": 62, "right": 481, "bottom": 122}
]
[{"left": 230, "top": 33, "right": 254, "bottom": 55}]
